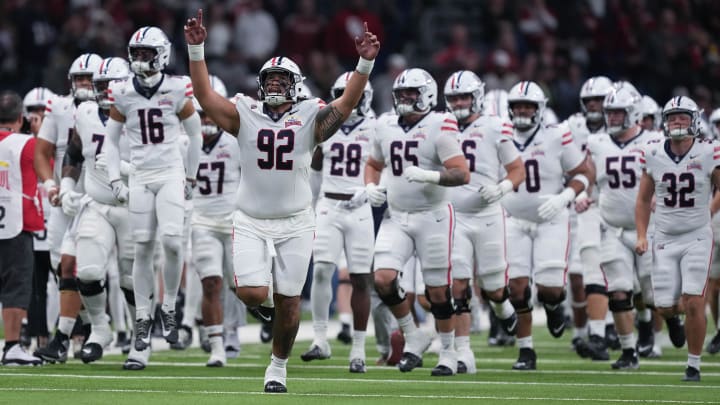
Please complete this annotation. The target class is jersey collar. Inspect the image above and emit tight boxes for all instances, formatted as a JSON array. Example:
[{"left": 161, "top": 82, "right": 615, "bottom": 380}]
[
  {"left": 133, "top": 74, "right": 165, "bottom": 100},
  {"left": 664, "top": 137, "right": 696, "bottom": 164},
  {"left": 610, "top": 128, "right": 644, "bottom": 149},
  {"left": 340, "top": 118, "right": 364, "bottom": 135},
  {"left": 512, "top": 124, "right": 541, "bottom": 152},
  {"left": 397, "top": 112, "right": 430, "bottom": 133}
]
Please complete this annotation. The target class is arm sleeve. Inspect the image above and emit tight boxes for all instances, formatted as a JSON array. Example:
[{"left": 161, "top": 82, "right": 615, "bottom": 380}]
[
  {"left": 560, "top": 132, "right": 586, "bottom": 172},
  {"left": 105, "top": 118, "right": 124, "bottom": 182},
  {"left": 36, "top": 111, "right": 57, "bottom": 144},
  {"left": 435, "top": 134, "right": 463, "bottom": 162},
  {"left": 497, "top": 136, "right": 519, "bottom": 165},
  {"left": 182, "top": 112, "right": 202, "bottom": 179}
]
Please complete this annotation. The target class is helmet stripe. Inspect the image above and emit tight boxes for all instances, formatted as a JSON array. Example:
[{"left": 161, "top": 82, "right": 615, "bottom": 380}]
[
  {"left": 84, "top": 54, "right": 91, "bottom": 69},
  {"left": 141, "top": 26, "right": 151, "bottom": 41},
  {"left": 277, "top": 56, "right": 283, "bottom": 65},
  {"left": 135, "top": 30, "right": 141, "bottom": 42},
  {"left": 523, "top": 81, "right": 530, "bottom": 95},
  {"left": 104, "top": 58, "right": 111, "bottom": 74},
  {"left": 98, "top": 59, "right": 106, "bottom": 75},
  {"left": 271, "top": 57, "right": 277, "bottom": 66}
]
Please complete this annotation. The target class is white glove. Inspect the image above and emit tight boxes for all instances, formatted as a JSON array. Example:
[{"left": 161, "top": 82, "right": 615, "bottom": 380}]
[
  {"left": 110, "top": 179, "right": 129, "bottom": 203},
  {"left": 339, "top": 187, "right": 368, "bottom": 210},
  {"left": 403, "top": 166, "right": 440, "bottom": 184},
  {"left": 479, "top": 179, "right": 513, "bottom": 204},
  {"left": 184, "top": 178, "right": 196, "bottom": 201},
  {"left": 60, "top": 191, "right": 83, "bottom": 216},
  {"left": 537, "top": 188, "right": 575, "bottom": 221},
  {"left": 366, "top": 183, "right": 387, "bottom": 206}
]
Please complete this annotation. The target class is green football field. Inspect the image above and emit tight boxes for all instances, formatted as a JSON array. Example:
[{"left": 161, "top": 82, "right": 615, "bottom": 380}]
[{"left": 1, "top": 330, "right": 719, "bottom": 405}]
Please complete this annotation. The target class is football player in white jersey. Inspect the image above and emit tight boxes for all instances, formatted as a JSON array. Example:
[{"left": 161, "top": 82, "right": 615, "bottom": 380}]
[
  {"left": 364, "top": 67, "right": 470, "bottom": 376},
  {"left": 185, "top": 9, "right": 379, "bottom": 392},
  {"left": 34, "top": 53, "right": 103, "bottom": 363},
  {"left": 443, "top": 70, "right": 525, "bottom": 374},
  {"left": 501, "top": 81, "right": 594, "bottom": 370},
  {"left": 640, "top": 95, "right": 662, "bottom": 132},
  {"left": 636, "top": 96, "right": 720, "bottom": 382},
  {"left": 103, "top": 27, "right": 203, "bottom": 353},
  {"left": 300, "top": 72, "right": 375, "bottom": 373},
  {"left": 564, "top": 76, "right": 613, "bottom": 353},
  {"left": 578, "top": 85, "right": 664, "bottom": 369},
  {"left": 186, "top": 87, "right": 243, "bottom": 367},
  {"left": 59, "top": 57, "right": 147, "bottom": 368},
  {"left": 707, "top": 108, "right": 720, "bottom": 354}
]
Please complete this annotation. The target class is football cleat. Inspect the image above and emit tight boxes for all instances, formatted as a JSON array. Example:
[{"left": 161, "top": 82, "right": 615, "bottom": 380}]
[
  {"left": 260, "top": 322, "right": 273, "bottom": 343},
  {"left": 636, "top": 319, "right": 655, "bottom": 358},
  {"left": 500, "top": 312, "right": 518, "bottom": 336},
  {"left": 577, "top": 334, "right": 609, "bottom": 361},
  {"left": 512, "top": 348, "right": 537, "bottom": 370},
  {"left": 430, "top": 365, "right": 454, "bottom": 376},
  {"left": 34, "top": 331, "right": 69, "bottom": 364},
  {"left": 706, "top": 331, "right": 720, "bottom": 355},
  {"left": 431, "top": 349, "right": 457, "bottom": 376},
  {"left": 2, "top": 344, "right": 42, "bottom": 366},
  {"left": 134, "top": 318, "right": 153, "bottom": 351},
  {"left": 611, "top": 349, "right": 639, "bottom": 370},
  {"left": 264, "top": 381, "right": 287, "bottom": 393},
  {"left": 682, "top": 366, "right": 700, "bottom": 382},
  {"left": 398, "top": 352, "right": 423, "bottom": 372},
  {"left": 159, "top": 309, "right": 178, "bottom": 344},
  {"left": 605, "top": 324, "right": 621, "bottom": 350},
  {"left": 545, "top": 305, "right": 566, "bottom": 338},
  {"left": 300, "top": 343, "right": 331, "bottom": 362},
  {"left": 666, "top": 316, "right": 686, "bottom": 348},
  {"left": 337, "top": 323, "right": 352, "bottom": 345},
  {"left": 456, "top": 347, "right": 477, "bottom": 374},
  {"left": 349, "top": 358, "right": 367, "bottom": 373},
  {"left": 170, "top": 325, "right": 192, "bottom": 350},
  {"left": 80, "top": 343, "right": 104, "bottom": 364},
  {"left": 122, "top": 358, "right": 146, "bottom": 371}
]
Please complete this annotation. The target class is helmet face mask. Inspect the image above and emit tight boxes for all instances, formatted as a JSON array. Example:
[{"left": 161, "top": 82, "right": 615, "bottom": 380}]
[
  {"left": 603, "top": 86, "right": 642, "bottom": 136},
  {"left": 509, "top": 101, "right": 539, "bottom": 130},
  {"left": 392, "top": 68, "right": 437, "bottom": 116},
  {"left": 662, "top": 96, "right": 702, "bottom": 140},
  {"left": 257, "top": 57, "right": 303, "bottom": 106},
  {"left": 93, "top": 57, "right": 130, "bottom": 109},
  {"left": 581, "top": 96, "right": 605, "bottom": 123},
  {"left": 331, "top": 71, "right": 373, "bottom": 119},
  {"left": 127, "top": 27, "right": 171, "bottom": 78},
  {"left": 579, "top": 76, "right": 613, "bottom": 120},
  {"left": 68, "top": 53, "right": 103, "bottom": 102},
  {"left": 23, "top": 87, "right": 55, "bottom": 117},
  {"left": 443, "top": 70, "right": 484, "bottom": 121},
  {"left": 507, "top": 81, "right": 546, "bottom": 131}
]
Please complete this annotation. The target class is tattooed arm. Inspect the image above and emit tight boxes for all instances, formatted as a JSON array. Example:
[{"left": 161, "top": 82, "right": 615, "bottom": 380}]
[{"left": 61, "top": 128, "right": 84, "bottom": 182}]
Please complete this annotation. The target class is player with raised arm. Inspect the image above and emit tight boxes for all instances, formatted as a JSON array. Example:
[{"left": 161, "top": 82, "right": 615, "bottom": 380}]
[
  {"left": 443, "top": 70, "right": 525, "bottom": 374},
  {"left": 365, "top": 67, "right": 470, "bottom": 376},
  {"left": 300, "top": 72, "right": 375, "bottom": 373},
  {"left": 184, "top": 9, "right": 379, "bottom": 392},
  {"left": 636, "top": 96, "right": 720, "bottom": 382},
  {"left": 102, "top": 27, "right": 203, "bottom": 354}
]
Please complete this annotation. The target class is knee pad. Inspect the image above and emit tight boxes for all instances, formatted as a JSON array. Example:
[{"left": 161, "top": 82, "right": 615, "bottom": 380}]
[
  {"left": 455, "top": 285, "right": 473, "bottom": 315},
  {"left": 510, "top": 285, "right": 533, "bottom": 313},
  {"left": 585, "top": 284, "right": 607, "bottom": 296},
  {"left": 121, "top": 287, "right": 136, "bottom": 307},
  {"left": 537, "top": 289, "right": 566, "bottom": 306},
  {"left": 425, "top": 287, "right": 455, "bottom": 320},
  {"left": 376, "top": 274, "right": 406, "bottom": 307},
  {"left": 609, "top": 290, "right": 634, "bottom": 312},
  {"left": 59, "top": 277, "right": 78, "bottom": 292},
  {"left": 77, "top": 279, "right": 105, "bottom": 297}
]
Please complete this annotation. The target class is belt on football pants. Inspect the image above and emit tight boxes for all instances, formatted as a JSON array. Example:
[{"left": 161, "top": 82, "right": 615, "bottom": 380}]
[{"left": 324, "top": 192, "right": 354, "bottom": 201}]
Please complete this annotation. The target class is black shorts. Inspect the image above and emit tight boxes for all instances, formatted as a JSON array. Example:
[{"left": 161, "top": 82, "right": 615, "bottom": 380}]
[{"left": 0, "top": 231, "right": 34, "bottom": 309}]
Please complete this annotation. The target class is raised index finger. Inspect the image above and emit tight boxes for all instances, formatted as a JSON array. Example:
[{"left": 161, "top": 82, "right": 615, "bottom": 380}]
[
  {"left": 198, "top": 8, "right": 203, "bottom": 26},
  {"left": 364, "top": 21, "right": 368, "bottom": 33}
]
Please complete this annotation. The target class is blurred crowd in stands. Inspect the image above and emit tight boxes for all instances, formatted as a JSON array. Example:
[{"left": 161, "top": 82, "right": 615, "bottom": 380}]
[{"left": 2, "top": 0, "right": 719, "bottom": 120}]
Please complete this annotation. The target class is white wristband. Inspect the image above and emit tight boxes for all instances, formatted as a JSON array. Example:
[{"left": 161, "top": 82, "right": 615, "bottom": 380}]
[
  {"left": 43, "top": 179, "right": 57, "bottom": 191},
  {"left": 498, "top": 179, "right": 514, "bottom": 195},
  {"left": 188, "top": 43, "right": 205, "bottom": 61},
  {"left": 59, "top": 177, "right": 76, "bottom": 195},
  {"left": 355, "top": 57, "right": 374, "bottom": 75},
  {"left": 571, "top": 173, "right": 589, "bottom": 190}
]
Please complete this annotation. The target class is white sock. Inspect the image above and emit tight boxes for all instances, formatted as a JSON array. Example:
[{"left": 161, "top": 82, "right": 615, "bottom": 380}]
[
  {"left": 619, "top": 333, "right": 636, "bottom": 350},
  {"left": 439, "top": 331, "right": 454, "bottom": 351},
  {"left": 573, "top": 326, "right": 588, "bottom": 340},
  {"left": 397, "top": 314, "right": 417, "bottom": 335},
  {"left": 311, "top": 262, "right": 334, "bottom": 341},
  {"left": 455, "top": 335, "right": 470, "bottom": 351},
  {"left": 132, "top": 241, "right": 156, "bottom": 320},
  {"left": 351, "top": 330, "right": 366, "bottom": 359},
  {"left": 339, "top": 312, "right": 353, "bottom": 326},
  {"left": 517, "top": 336, "right": 533, "bottom": 349},
  {"left": 80, "top": 290, "right": 108, "bottom": 327},
  {"left": 209, "top": 335, "right": 224, "bottom": 355},
  {"left": 161, "top": 235, "right": 184, "bottom": 312},
  {"left": 589, "top": 319, "right": 606, "bottom": 337},
  {"left": 271, "top": 354, "right": 288, "bottom": 369},
  {"left": 57, "top": 316, "right": 76, "bottom": 336},
  {"left": 688, "top": 353, "right": 701, "bottom": 370},
  {"left": 637, "top": 308, "right": 652, "bottom": 322}
]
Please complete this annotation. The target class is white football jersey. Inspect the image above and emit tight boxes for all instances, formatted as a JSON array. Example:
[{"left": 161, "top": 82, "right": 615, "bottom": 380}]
[
  {"left": 588, "top": 130, "right": 663, "bottom": 229},
  {"left": 75, "top": 101, "right": 130, "bottom": 205},
  {"left": 450, "top": 115, "right": 518, "bottom": 213},
  {"left": 642, "top": 138, "right": 720, "bottom": 235},
  {"left": 320, "top": 118, "right": 375, "bottom": 194},
  {"left": 110, "top": 74, "right": 192, "bottom": 176},
  {"left": 565, "top": 113, "right": 607, "bottom": 152},
  {"left": 37, "top": 95, "right": 76, "bottom": 181},
  {"left": 193, "top": 132, "right": 242, "bottom": 219},
  {"left": 371, "top": 111, "right": 463, "bottom": 212},
  {"left": 502, "top": 124, "right": 586, "bottom": 223},
  {"left": 234, "top": 95, "right": 325, "bottom": 218}
]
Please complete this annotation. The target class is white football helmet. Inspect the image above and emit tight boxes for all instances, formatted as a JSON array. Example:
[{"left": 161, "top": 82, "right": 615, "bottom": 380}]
[
  {"left": 295, "top": 82, "right": 313, "bottom": 101},
  {"left": 68, "top": 53, "right": 103, "bottom": 101},
  {"left": 507, "top": 81, "right": 547, "bottom": 131},
  {"left": 443, "top": 70, "right": 484, "bottom": 120},
  {"left": 257, "top": 56, "right": 304, "bottom": 106},
  {"left": 639, "top": 95, "right": 661, "bottom": 130},
  {"left": 482, "top": 89, "right": 509, "bottom": 119},
  {"left": 579, "top": 75, "right": 612, "bottom": 122},
  {"left": 93, "top": 57, "right": 130, "bottom": 109},
  {"left": 603, "top": 86, "right": 642, "bottom": 136},
  {"left": 662, "top": 96, "right": 702, "bottom": 139},
  {"left": 392, "top": 68, "right": 437, "bottom": 116},
  {"left": 23, "top": 87, "right": 55, "bottom": 116},
  {"left": 708, "top": 107, "right": 720, "bottom": 139},
  {"left": 331, "top": 71, "right": 373, "bottom": 119},
  {"left": 127, "top": 26, "right": 171, "bottom": 77}
]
